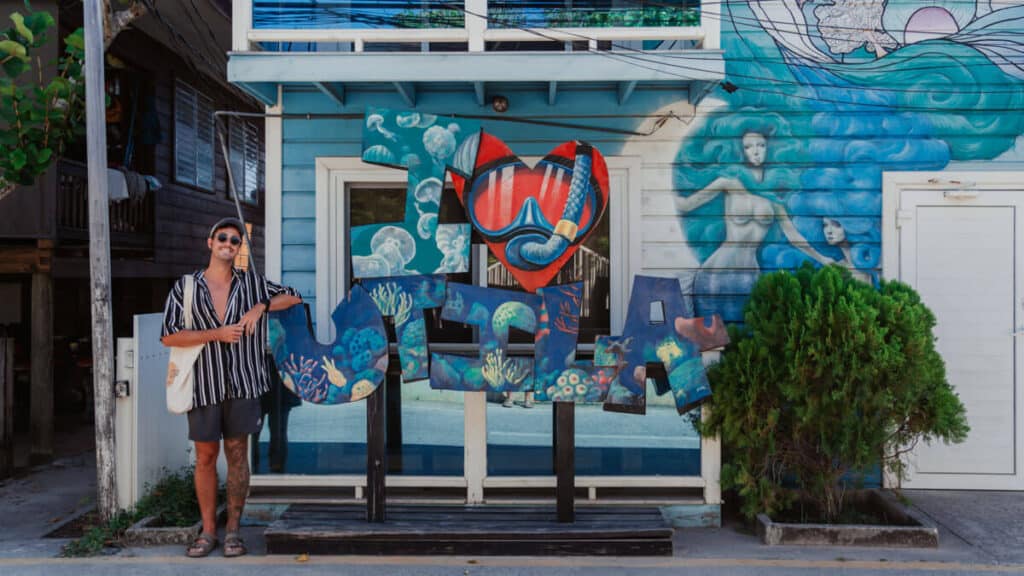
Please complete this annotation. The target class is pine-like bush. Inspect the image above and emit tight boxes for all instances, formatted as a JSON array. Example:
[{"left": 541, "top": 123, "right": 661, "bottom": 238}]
[{"left": 698, "top": 264, "right": 968, "bottom": 523}]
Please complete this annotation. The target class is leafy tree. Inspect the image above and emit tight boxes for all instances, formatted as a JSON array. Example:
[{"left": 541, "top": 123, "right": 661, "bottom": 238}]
[
  {"left": 698, "top": 264, "right": 968, "bottom": 523},
  {"left": 0, "top": 1, "right": 146, "bottom": 201},
  {"left": 0, "top": 3, "right": 84, "bottom": 200}
]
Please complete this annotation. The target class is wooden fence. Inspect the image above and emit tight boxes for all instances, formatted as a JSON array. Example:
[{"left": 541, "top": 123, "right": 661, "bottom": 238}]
[{"left": 486, "top": 245, "right": 610, "bottom": 318}]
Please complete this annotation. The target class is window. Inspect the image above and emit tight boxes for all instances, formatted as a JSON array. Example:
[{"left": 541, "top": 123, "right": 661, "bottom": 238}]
[
  {"left": 174, "top": 80, "right": 215, "bottom": 190},
  {"left": 228, "top": 117, "right": 263, "bottom": 205}
]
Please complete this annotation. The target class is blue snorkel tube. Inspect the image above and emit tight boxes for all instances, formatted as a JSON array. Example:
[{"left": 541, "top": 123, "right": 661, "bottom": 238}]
[{"left": 506, "top": 143, "right": 594, "bottom": 271}]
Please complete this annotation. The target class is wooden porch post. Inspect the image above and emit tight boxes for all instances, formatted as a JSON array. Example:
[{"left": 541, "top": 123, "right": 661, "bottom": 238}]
[
  {"left": 0, "top": 337, "right": 13, "bottom": 477},
  {"left": 366, "top": 381, "right": 387, "bottom": 522},
  {"left": 30, "top": 248, "right": 53, "bottom": 462},
  {"left": 555, "top": 401, "right": 575, "bottom": 523}
]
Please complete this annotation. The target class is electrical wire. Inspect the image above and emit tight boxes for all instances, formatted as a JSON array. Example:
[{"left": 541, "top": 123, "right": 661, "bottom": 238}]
[
  {"left": 251, "top": 3, "right": 1024, "bottom": 96},
  {"left": 180, "top": 0, "right": 230, "bottom": 70},
  {"left": 253, "top": 1, "right": 1024, "bottom": 45},
  {"left": 436, "top": 4, "right": 1024, "bottom": 108},
  {"left": 213, "top": 109, "right": 682, "bottom": 136},
  {"left": 243, "top": 2, "right": 1024, "bottom": 110},
  {"left": 434, "top": 2, "right": 1024, "bottom": 105},
  {"left": 136, "top": 0, "right": 264, "bottom": 106},
  {"left": 451, "top": 2, "right": 1024, "bottom": 88},
  {"left": 262, "top": 2, "right": 1024, "bottom": 70}
]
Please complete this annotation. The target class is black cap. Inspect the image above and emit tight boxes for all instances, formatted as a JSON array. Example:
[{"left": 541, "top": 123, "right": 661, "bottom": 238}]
[{"left": 209, "top": 217, "right": 245, "bottom": 239}]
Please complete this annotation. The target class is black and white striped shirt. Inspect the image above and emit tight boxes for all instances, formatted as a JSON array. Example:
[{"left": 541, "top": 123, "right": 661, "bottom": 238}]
[{"left": 161, "top": 268, "right": 299, "bottom": 408}]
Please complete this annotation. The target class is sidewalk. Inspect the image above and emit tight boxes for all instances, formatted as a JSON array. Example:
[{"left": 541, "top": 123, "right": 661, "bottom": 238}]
[{"left": 1, "top": 452, "right": 1022, "bottom": 575}]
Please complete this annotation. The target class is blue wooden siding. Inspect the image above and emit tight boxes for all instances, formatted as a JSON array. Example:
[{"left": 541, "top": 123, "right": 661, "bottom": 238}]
[
  {"left": 275, "top": 3, "right": 1024, "bottom": 331},
  {"left": 278, "top": 84, "right": 685, "bottom": 307}
]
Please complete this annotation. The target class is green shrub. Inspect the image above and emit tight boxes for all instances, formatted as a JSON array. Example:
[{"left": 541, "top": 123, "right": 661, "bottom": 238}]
[
  {"left": 697, "top": 264, "right": 968, "bottom": 523},
  {"left": 63, "top": 466, "right": 212, "bottom": 557}
]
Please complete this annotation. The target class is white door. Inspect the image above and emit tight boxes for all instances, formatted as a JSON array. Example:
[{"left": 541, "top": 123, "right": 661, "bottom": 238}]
[{"left": 896, "top": 187, "right": 1024, "bottom": 490}]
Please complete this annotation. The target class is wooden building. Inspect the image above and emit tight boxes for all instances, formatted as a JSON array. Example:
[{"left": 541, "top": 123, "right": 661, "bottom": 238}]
[
  {"left": 226, "top": 0, "right": 1024, "bottom": 508},
  {"left": 0, "top": 0, "right": 266, "bottom": 465}
]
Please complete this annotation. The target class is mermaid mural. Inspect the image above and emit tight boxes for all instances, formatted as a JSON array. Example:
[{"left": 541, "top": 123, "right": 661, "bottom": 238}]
[
  {"left": 673, "top": 0, "right": 1024, "bottom": 320},
  {"left": 675, "top": 123, "right": 834, "bottom": 321}
]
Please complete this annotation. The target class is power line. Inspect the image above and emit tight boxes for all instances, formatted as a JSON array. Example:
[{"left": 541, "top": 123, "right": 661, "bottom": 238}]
[
  {"left": 428, "top": 2, "right": 1024, "bottom": 105},
  {"left": 263, "top": 3, "right": 1024, "bottom": 95},
  {"left": 254, "top": 1, "right": 1024, "bottom": 43}
]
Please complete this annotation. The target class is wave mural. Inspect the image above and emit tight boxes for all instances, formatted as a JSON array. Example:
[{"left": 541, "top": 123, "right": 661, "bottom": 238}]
[{"left": 676, "top": 0, "right": 1024, "bottom": 321}]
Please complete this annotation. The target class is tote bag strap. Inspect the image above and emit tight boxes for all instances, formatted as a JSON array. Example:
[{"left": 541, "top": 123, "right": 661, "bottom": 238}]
[{"left": 183, "top": 274, "right": 196, "bottom": 331}]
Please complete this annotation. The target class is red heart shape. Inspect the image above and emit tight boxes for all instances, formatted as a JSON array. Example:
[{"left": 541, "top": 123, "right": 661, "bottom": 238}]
[{"left": 451, "top": 134, "right": 609, "bottom": 293}]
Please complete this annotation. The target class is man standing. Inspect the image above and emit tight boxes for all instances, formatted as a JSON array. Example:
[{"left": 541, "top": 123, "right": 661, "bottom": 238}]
[{"left": 160, "top": 217, "right": 302, "bottom": 558}]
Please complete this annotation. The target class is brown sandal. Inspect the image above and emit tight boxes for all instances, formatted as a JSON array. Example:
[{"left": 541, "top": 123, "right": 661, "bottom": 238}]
[
  {"left": 186, "top": 533, "right": 218, "bottom": 558},
  {"left": 223, "top": 532, "right": 247, "bottom": 558}
]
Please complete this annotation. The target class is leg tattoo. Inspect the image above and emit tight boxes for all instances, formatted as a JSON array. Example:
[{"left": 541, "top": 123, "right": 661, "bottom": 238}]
[{"left": 223, "top": 436, "right": 250, "bottom": 532}]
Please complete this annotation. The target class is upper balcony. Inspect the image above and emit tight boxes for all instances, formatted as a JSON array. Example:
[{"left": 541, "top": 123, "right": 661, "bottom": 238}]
[{"left": 228, "top": 1, "right": 724, "bottom": 108}]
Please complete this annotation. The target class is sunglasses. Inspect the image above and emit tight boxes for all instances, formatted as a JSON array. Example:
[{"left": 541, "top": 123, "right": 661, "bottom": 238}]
[{"left": 215, "top": 233, "right": 242, "bottom": 246}]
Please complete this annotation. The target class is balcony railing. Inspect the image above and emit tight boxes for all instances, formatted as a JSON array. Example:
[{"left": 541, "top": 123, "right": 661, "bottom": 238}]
[
  {"left": 236, "top": 0, "right": 718, "bottom": 52},
  {"left": 56, "top": 159, "right": 155, "bottom": 251}
]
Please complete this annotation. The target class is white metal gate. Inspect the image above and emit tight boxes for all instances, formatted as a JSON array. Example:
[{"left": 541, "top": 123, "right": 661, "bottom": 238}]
[{"left": 115, "top": 313, "right": 191, "bottom": 508}]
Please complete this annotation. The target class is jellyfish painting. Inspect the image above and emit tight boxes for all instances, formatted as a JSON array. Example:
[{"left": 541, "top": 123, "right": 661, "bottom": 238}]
[
  {"left": 435, "top": 224, "right": 470, "bottom": 273},
  {"left": 352, "top": 226, "right": 418, "bottom": 278},
  {"left": 423, "top": 124, "right": 458, "bottom": 170},
  {"left": 354, "top": 108, "right": 481, "bottom": 278}
]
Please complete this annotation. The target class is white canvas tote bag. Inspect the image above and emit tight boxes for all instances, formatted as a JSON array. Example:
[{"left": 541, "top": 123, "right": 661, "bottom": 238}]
[{"left": 166, "top": 274, "right": 204, "bottom": 414}]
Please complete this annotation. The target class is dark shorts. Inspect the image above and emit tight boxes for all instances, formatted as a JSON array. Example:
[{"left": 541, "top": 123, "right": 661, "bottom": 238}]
[{"left": 187, "top": 398, "right": 263, "bottom": 442}]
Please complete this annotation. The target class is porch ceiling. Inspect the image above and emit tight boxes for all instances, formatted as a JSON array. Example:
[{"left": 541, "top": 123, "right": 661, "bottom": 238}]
[{"left": 227, "top": 50, "right": 725, "bottom": 107}]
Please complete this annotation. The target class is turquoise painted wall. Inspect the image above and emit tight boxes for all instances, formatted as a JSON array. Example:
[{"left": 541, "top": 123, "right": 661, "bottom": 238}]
[
  {"left": 277, "top": 0, "right": 1024, "bottom": 323},
  {"left": 278, "top": 85, "right": 685, "bottom": 315}
]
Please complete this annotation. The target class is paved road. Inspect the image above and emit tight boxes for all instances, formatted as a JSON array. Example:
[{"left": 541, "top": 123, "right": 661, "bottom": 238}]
[{"left": 1, "top": 555, "right": 1022, "bottom": 576}]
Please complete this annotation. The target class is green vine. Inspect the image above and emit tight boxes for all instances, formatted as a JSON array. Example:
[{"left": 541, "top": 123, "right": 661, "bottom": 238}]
[
  {"left": 392, "top": 6, "right": 700, "bottom": 29},
  {"left": 542, "top": 7, "right": 700, "bottom": 28},
  {"left": 0, "top": 1, "right": 85, "bottom": 201}
]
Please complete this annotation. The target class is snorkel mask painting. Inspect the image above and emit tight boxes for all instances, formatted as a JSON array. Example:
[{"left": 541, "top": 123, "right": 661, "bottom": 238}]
[{"left": 450, "top": 133, "right": 610, "bottom": 293}]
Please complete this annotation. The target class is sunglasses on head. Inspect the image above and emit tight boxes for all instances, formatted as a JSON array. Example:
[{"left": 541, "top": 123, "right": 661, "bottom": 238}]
[{"left": 215, "top": 233, "right": 242, "bottom": 246}]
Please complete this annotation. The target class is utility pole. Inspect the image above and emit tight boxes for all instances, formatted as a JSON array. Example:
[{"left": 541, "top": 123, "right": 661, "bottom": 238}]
[{"left": 84, "top": 0, "right": 117, "bottom": 521}]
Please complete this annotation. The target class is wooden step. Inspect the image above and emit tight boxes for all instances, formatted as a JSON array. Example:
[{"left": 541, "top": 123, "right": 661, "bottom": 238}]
[{"left": 265, "top": 504, "right": 673, "bottom": 556}]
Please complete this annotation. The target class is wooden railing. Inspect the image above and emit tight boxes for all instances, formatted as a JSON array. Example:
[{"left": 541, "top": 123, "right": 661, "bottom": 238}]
[
  {"left": 56, "top": 159, "right": 155, "bottom": 251},
  {"left": 487, "top": 244, "right": 610, "bottom": 318}
]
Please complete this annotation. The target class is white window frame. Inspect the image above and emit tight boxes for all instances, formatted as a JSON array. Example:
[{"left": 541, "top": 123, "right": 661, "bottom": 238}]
[
  {"left": 174, "top": 79, "right": 215, "bottom": 190},
  {"left": 313, "top": 156, "right": 638, "bottom": 341}
]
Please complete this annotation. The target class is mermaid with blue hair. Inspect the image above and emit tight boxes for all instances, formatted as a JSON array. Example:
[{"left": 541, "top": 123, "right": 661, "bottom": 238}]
[
  {"left": 675, "top": 118, "right": 834, "bottom": 321},
  {"left": 822, "top": 217, "right": 876, "bottom": 284}
]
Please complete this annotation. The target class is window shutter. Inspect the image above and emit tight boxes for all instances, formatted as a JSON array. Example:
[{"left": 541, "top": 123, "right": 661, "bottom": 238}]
[
  {"left": 195, "top": 93, "right": 215, "bottom": 190},
  {"left": 174, "top": 81, "right": 197, "bottom": 185}
]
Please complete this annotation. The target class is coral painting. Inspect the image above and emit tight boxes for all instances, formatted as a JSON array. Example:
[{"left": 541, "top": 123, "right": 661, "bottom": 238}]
[
  {"left": 268, "top": 285, "right": 388, "bottom": 404},
  {"left": 429, "top": 283, "right": 541, "bottom": 392},
  {"left": 361, "top": 274, "right": 446, "bottom": 382},
  {"left": 604, "top": 276, "right": 724, "bottom": 415},
  {"left": 533, "top": 283, "right": 583, "bottom": 401}
]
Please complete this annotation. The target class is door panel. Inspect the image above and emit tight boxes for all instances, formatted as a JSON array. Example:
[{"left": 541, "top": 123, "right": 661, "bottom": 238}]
[{"left": 900, "top": 190, "right": 1022, "bottom": 489}]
